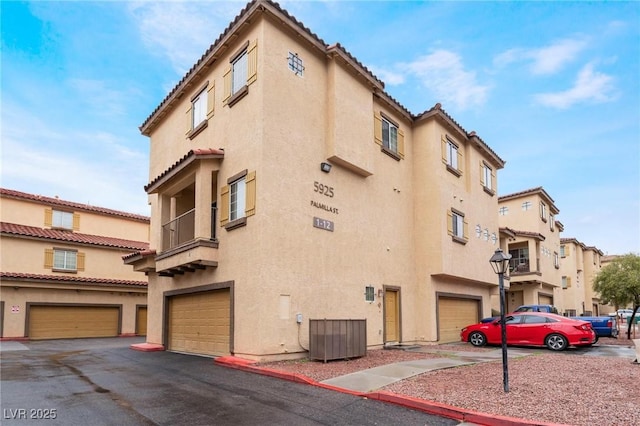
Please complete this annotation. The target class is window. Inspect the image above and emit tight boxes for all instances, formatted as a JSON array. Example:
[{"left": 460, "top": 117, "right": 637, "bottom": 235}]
[
  {"left": 229, "top": 177, "right": 246, "bottom": 222},
  {"left": 220, "top": 170, "right": 256, "bottom": 230},
  {"left": 554, "top": 252, "right": 559, "bottom": 268},
  {"left": 523, "top": 315, "right": 548, "bottom": 324},
  {"left": 185, "top": 81, "right": 214, "bottom": 138},
  {"left": 560, "top": 245, "right": 566, "bottom": 257},
  {"left": 540, "top": 201, "right": 547, "bottom": 222},
  {"left": 373, "top": 112, "right": 404, "bottom": 160},
  {"left": 365, "top": 286, "right": 375, "bottom": 302},
  {"left": 481, "top": 162, "right": 494, "bottom": 194},
  {"left": 522, "top": 201, "right": 532, "bottom": 211},
  {"left": 499, "top": 206, "right": 508, "bottom": 216},
  {"left": 191, "top": 89, "right": 206, "bottom": 129},
  {"left": 562, "top": 276, "right": 571, "bottom": 289},
  {"left": 232, "top": 50, "right": 248, "bottom": 95},
  {"left": 223, "top": 39, "right": 257, "bottom": 107},
  {"left": 445, "top": 139, "right": 459, "bottom": 169},
  {"left": 447, "top": 208, "right": 467, "bottom": 243},
  {"left": 382, "top": 118, "right": 398, "bottom": 153},
  {"left": 54, "top": 249, "right": 77, "bottom": 271},
  {"left": 549, "top": 214, "right": 555, "bottom": 231},
  {"left": 52, "top": 210, "right": 73, "bottom": 229},
  {"left": 288, "top": 52, "right": 304, "bottom": 76}
]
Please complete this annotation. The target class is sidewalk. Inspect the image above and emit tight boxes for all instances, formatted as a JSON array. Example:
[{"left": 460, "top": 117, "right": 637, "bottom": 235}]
[{"left": 215, "top": 347, "right": 561, "bottom": 426}]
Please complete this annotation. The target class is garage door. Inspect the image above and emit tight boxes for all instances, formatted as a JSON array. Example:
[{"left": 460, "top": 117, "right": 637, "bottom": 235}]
[
  {"left": 168, "top": 289, "right": 230, "bottom": 357},
  {"left": 538, "top": 294, "right": 553, "bottom": 306},
  {"left": 136, "top": 306, "right": 147, "bottom": 336},
  {"left": 438, "top": 297, "right": 479, "bottom": 343},
  {"left": 29, "top": 305, "right": 120, "bottom": 340}
]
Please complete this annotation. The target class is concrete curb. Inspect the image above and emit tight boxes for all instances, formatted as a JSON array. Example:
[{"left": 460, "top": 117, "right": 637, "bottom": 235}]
[{"left": 214, "top": 356, "right": 568, "bottom": 426}]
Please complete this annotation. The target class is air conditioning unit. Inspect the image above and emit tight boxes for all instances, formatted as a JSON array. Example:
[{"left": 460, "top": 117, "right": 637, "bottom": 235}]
[{"left": 308, "top": 319, "right": 366, "bottom": 362}]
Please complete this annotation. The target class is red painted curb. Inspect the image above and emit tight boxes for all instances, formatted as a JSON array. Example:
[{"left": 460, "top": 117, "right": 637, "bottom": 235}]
[
  {"left": 130, "top": 342, "right": 165, "bottom": 352},
  {"left": 214, "top": 358, "right": 571, "bottom": 426}
]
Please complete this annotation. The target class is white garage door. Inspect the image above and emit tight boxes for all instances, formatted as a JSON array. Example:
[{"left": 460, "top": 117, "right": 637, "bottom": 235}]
[
  {"left": 438, "top": 297, "right": 479, "bottom": 343},
  {"left": 168, "top": 289, "right": 230, "bottom": 357}
]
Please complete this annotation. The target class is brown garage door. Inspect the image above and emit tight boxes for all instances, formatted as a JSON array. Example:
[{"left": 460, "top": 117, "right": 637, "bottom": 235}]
[
  {"left": 438, "top": 297, "right": 479, "bottom": 343},
  {"left": 136, "top": 306, "right": 148, "bottom": 336},
  {"left": 538, "top": 294, "right": 553, "bottom": 306},
  {"left": 29, "top": 305, "right": 120, "bottom": 340},
  {"left": 168, "top": 289, "right": 230, "bottom": 357}
]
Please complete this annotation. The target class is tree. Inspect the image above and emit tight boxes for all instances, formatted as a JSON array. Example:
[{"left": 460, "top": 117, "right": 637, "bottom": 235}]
[{"left": 592, "top": 253, "right": 640, "bottom": 340}]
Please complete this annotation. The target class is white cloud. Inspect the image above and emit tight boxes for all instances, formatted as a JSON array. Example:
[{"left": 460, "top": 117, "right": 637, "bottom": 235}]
[
  {"left": 400, "top": 50, "right": 489, "bottom": 110},
  {"left": 127, "top": 1, "right": 240, "bottom": 75},
  {"left": 369, "top": 66, "right": 405, "bottom": 86},
  {"left": 67, "top": 78, "right": 131, "bottom": 118},
  {"left": 534, "top": 62, "right": 617, "bottom": 109},
  {"left": 494, "top": 37, "right": 588, "bottom": 75}
]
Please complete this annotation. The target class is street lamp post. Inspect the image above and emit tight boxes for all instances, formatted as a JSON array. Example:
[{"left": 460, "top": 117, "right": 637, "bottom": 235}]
[{"left": 490, "top": 248, "right": 512, "bottom": 393}]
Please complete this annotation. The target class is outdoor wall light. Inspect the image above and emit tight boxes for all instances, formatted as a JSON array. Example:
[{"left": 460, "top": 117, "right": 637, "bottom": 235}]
[{"left": 320, "top": 162, "right": 332, "bottom": 173}]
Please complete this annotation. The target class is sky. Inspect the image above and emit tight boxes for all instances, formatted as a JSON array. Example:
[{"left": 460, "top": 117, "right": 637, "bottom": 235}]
[{"left": 1, "top": 0, "right": 639, "bottom": 255}]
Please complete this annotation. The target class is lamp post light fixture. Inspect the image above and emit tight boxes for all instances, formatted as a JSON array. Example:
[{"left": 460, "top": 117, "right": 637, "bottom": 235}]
[{"left": 489, "top": 247, "right": 512, "bottom": 393}]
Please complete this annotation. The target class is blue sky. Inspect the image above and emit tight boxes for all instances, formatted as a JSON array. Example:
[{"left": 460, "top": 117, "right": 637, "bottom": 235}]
[{"left": 2, "top": 0, "right": 639, "bottom": 255}]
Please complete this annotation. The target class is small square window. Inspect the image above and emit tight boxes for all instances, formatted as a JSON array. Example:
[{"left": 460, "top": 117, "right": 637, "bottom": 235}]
[
  {"left": 365, "top": 286, "right": 375, "bottom": 302},
  {"left": 52, "top": 210, "right": 73, "bottom": 229},
  {"left": 499, "top": 206, "right": 508, "bottom": 216},
  {"left": 522, "top": 201, "right": 532, "bottom": 211},
  {"left": 288, "top": 52, "right": 304, "bottom": 76}
]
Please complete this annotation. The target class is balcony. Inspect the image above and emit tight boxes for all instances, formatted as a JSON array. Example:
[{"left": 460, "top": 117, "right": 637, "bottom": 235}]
[
  {"left": 156, "top": 206, "right": 218, "bottom": 276},
  {"left": 509, "top": 258, "right": 541, "bottom": 276}
]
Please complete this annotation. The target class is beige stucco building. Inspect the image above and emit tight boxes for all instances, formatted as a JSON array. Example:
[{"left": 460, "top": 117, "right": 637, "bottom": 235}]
[
  {"left": 125, "top": 0, "right": 509, "bottom": 361},
  {"left": 559, "top": 238, "right": 608, "bottom": 316},
  {"left": 0, "top": 188, "right": 149, "bottom": 339},
  {"left": 497, "top": 187, "right": 563, "bottom": 311}
]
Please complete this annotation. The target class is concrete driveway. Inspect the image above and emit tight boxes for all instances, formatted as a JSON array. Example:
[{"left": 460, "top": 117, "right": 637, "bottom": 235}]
[{"left": 0, "top": 337, "right": 462, "bottom": 426}]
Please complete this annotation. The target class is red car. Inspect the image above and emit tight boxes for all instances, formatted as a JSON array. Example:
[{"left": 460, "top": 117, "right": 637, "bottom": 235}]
[{"left": 460, "top": 312, "right": 596, "bottom": 351}]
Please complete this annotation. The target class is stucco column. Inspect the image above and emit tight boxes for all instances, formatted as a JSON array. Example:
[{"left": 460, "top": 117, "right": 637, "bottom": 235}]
[{"left": 194, "top": 164, "right": 213, "bottom": 240}]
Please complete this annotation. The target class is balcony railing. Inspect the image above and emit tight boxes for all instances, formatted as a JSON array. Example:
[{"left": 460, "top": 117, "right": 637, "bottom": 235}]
[
  {"left": 510, "top": 259, "right": 531, "bottom": 273},
  {"left": 161, "top": 206, "right": 217, "bottom": 252},
  {"left": 162, "top": 209, "right": 195, "bottom": 251}
]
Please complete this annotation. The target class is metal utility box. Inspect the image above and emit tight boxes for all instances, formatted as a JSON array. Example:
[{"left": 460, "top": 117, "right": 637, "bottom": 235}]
[{"left": 308, "top": 319, "right": 366, "bottom": 362}]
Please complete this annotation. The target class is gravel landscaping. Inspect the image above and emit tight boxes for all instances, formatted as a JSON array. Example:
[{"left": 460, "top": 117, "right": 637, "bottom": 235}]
[{"left": 259, "top": 336, "right": 640, "bottom": 426}]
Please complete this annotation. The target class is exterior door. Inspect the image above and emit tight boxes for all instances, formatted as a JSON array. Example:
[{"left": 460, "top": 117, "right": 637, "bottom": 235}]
[
  {"left": 384, "top": 289, "right": 400, "bottom": 343},
  {"left": 507, "top": 291, "right": 524, "bottom": 312},
  {"left": 136, "top": 306, "right": 148, "bottom": 336}
]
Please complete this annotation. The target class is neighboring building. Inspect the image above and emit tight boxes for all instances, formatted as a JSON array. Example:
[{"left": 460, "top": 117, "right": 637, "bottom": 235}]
[
  {"left": 559, "top": 239, "right": 608, "bottom": 316},
  {"left": 0, "top": 188, "right": 149, "bottom": 340},
  {"left": 497, "top": 187, "right": 563, "bottom": 312},
  {"left": 124, "top": 0, "right": 506, "bottom": 361}
]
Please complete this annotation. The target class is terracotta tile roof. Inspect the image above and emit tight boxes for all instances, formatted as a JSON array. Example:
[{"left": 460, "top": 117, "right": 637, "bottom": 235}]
[
  {"left": 122, "top": 249, "right": 156, "bottom": 261},
  {"left": 145, "top": 148, "right": 225, "bottom": 193},
  {"left": 503, "top": 227, "right": 546, "bottom": 241},
  {"left": 415, "top": 103, "right": 505, "bottom": 168},
  {"left": 0, "top": 271, "right": 147, "bottom": 288},
  {"left": 1, "top": 222, "right": 149, "bottom": 251},
  {"left": 1, "top": 188, "right": 149, "bottom": 222},
  {"left": 498, "top": 186, "right": 559, "bottom": 214}
]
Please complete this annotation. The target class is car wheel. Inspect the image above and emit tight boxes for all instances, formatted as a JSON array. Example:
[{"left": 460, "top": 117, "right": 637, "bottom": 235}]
[
  {"left": 469, "top": 331, "right": 486, "bottom": 347},
  {"left": 545, "top": 333, "right": 568, "bottom": 351}
]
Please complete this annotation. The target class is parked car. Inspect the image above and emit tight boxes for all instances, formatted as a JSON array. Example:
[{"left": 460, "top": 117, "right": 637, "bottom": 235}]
[
  {"left": 480, "top": 304, "right": 559, "bottom": 323},
  {"left": 461, "top": 312, "right": 596, "bottom": 351},
  {"left": 615, "top": 309, "right": 635, "bottom": 320},
  {"left": 569, "top": 316, "right": 618, "bottom": 342}
]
